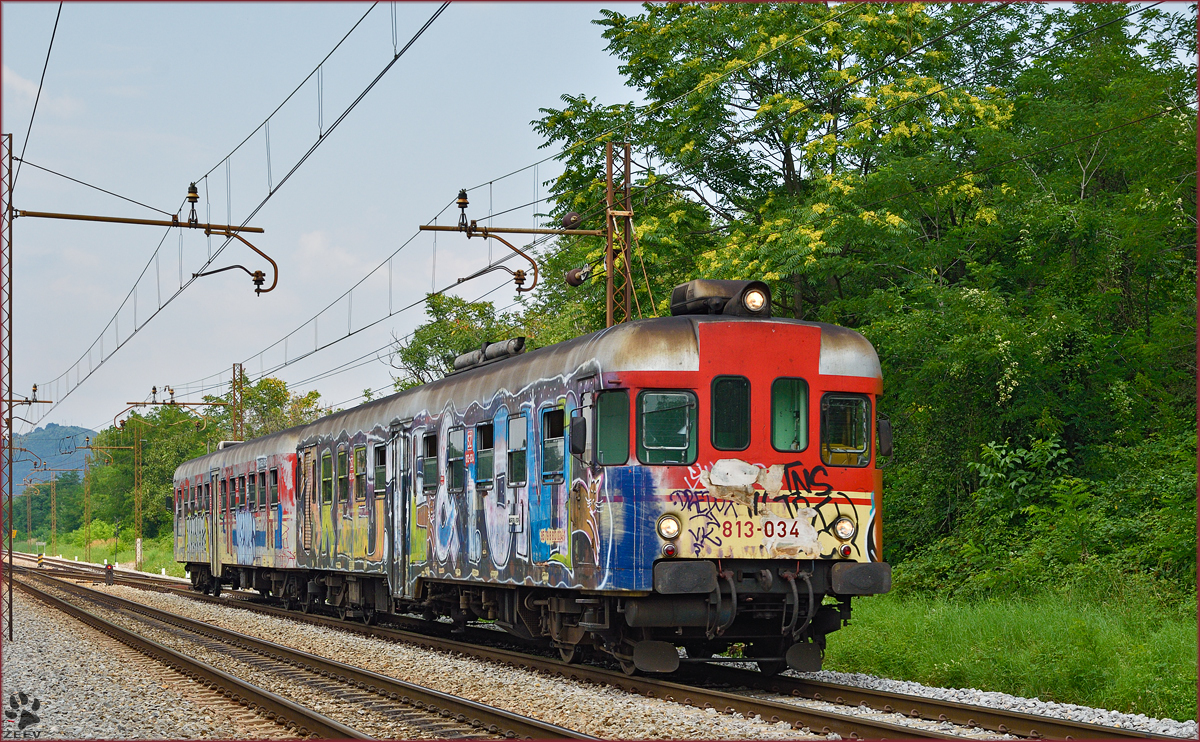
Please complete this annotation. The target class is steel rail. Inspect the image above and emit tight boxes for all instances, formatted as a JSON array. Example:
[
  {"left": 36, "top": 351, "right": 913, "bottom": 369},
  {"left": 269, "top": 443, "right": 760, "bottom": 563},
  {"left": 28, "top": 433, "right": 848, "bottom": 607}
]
[
  {"left": 28, "top": 557, "right": 1178, "bottom": 741},
  {"left": 13, "top": 576, "right": 369, "bottom": 740},
  {"left": 692, "top": 665, "right": 1180, "bottom": 741},
  {"left": 197, "top": 591, "right": 1178, "bottom": 742},
  {"left": 25, "top": 571, "right": 594, "bottom": 741},
  {"left": 113, "top": 581, "right": 968, "bottom": 740}
]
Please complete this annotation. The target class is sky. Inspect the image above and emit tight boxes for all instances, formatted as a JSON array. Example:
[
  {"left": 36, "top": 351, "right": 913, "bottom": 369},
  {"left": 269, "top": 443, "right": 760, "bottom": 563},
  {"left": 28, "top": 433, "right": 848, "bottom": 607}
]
[{"left": 2, "top": 2, "right": 644, "bottom": 437}]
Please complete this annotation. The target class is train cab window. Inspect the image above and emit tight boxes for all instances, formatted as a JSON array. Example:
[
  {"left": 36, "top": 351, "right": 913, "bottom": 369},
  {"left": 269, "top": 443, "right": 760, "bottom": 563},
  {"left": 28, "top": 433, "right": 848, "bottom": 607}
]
[
  {"left": 239, "top": 476, "right": 247, "bottom": 508},
  {"left": 507, "top": 415, "right": 527, "bottom": 486},
  {"left": 249, "top": 473, "right": 258, "bottom": 511},
  {"left": 541, "top": 409, "right": 565, "bottom": 483},
  {"left": 321, "top": 452, "right": 333, "bottom": 504},
  {"left": 712, "top": 376, "right": 751, "bottom": 450},
  {"left": 422, "top": 433, "right": 438, "bottom": 493},
  {"left": 337, "top": 448, "right": 349, "bottom": 505},
  {"left": 772, "top": 378, "right": 810, "bottom": 452},
  {"left": 596, "top": 390, "right": 629, "bottom": 465},
  {"left": 372, "top": 445, "right": 386, "bottom": 498},
  {"left": 447, "top": 428, "right": 466, "bottom": 493},
  {"left": 637, "top": 390, "right": 698, "bottom": 465},
  {"left": 269, "top": 469, "right": 279, "bottom": 507},
  {"left": 354, "top": 446, "right": 367, "bottom": 502},
  {"left": 821, "top": 393, "right": 871, "bottom": 467},
  {"left": 474, "top": 423, "right": 494, "bottom": 489},
  {"left": 220, "top": 479, "right": 228, "bottom": 513}
]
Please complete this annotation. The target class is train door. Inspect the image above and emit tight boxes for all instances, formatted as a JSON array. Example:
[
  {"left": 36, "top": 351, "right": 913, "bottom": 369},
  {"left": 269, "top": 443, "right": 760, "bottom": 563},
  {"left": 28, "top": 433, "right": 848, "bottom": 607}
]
[
  {"left": 386, "top": 423, "right": 410, "bottom": 597},
  {"left": 208, "top": 469, "right": 221, "bottom": 580},
  {"left": 299, "top": 446, "right": 315, "bottom": 558}
]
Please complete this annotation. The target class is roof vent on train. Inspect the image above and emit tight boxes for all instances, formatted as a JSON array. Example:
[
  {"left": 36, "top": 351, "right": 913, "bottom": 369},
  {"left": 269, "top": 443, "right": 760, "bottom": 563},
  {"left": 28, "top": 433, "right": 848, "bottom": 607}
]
[
  {"left": 452, "top": 337, "right": 526, "bottom": 373},
  {"left": 670, "top": 279, "right": 771, "bottom": 318},
  {"left": 217, "top": 440, "right": 242, "bottom": 450}
]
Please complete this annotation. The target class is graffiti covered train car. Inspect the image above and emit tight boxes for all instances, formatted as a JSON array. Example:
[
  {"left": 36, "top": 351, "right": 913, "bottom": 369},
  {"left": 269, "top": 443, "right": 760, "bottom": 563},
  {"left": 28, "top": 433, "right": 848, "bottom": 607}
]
[{"left": 173, "top": 279, "right": 893, "bottom": 673}]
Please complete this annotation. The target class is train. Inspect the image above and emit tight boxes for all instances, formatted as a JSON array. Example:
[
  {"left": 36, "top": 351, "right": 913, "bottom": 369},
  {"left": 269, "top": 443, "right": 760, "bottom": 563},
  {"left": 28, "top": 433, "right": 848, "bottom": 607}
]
[{"left": 172, "top": 278, "right": 892, "bottom": 674}]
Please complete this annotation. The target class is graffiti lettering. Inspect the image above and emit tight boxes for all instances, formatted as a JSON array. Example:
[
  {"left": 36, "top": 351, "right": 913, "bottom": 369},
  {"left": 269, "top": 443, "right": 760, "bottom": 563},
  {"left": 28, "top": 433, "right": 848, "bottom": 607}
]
[{"left": 687, "top": 524, "right": 723, "bottom": 557}]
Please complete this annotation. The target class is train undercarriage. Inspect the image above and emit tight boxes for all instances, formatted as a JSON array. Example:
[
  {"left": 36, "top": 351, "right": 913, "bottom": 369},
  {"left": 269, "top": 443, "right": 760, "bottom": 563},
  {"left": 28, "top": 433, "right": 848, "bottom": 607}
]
[{"left": 186, "top": 558, "right": 889, "bottom": 674}]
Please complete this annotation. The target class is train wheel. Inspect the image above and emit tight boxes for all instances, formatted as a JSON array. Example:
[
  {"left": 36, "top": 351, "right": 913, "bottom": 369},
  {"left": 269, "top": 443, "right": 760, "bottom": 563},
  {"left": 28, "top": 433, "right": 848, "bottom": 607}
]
[
  {"left": 361, "top": 606, "right": 377, "bottom": 626},
  {"left": 300, "top": 597, "right": 314, "bottom": 614},
  {"left": 756, "top": 660, "right": 786, "bottom": 677},
  {"left": 210, "top": 580, "right": 222, "bottom": 598},
  {"left": 618, "top": 658, "right": 638, "bottom": 676},
  {"left": 337, "top": 605, "right": 349, "bottom": 621},
  {"left": 558, "top": 644, "right": 580, "bottom": 664}
]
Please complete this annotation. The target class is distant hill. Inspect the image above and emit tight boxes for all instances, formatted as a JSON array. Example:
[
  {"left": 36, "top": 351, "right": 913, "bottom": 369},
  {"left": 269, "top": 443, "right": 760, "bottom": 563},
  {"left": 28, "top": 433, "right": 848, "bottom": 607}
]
[{"left": 13, "top": 423, "right": 97, "bottom": 486}]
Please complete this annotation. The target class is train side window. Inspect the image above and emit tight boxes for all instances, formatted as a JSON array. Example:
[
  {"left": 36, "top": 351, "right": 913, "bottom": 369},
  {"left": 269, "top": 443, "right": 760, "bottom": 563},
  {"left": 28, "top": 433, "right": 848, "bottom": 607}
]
[
  {"left": 596, "top": 390, "right": 629, "bottom": 465},
  {"left": 373, "top": 445, "right": 386, "bottom": 498},
  {"left": 422, "top": 433, "right": 438, "bottom": 493},
  {"left": 205, "top": 482, "right": 211, "bottom": 512},
  {"left": 475, "top": 423, "right": 494, "bottom": 489},
  {"left": 239, "top": 476, "right": 247, "bottom": 508},
  {"left": 321, "top": 452, "right": 333, "bottom": 504},
  {"left": 354, "top": 446, "right": 367, "bottom": 502},
  {"left": 269, "top": 469, "right": 279, "bottom": 507},
  {"left": 712, "top": 376, "right": 751, "bottom": 450},
  {"left": 447, "top": 428, "right": 466, "bottom": 493},
  {"left": 507, "top": 415, "right": 527, "bottom": 486},
  {"left": 541, "top": 408, "right": 565, "bottom": 483},
  {"left": 772, "top": 378, "right": 810, "bottom": 452},
  {"left": 337, "top": 448, "right": 349, "bottom": 505},
  {"left": 637, "top": 390, "right": 698, "bottom": 465},
  {"left": 249, "top": 473, "right": 258, "bottom": 511},
  {"left": 183, "top": 486, "right": 190, "bottom": 516},
  {"left": 220, "top": 479, "right": 228, "bottom": 513},
  {"left": 821, "top": 393, "right": 871, "bottom": 467}
]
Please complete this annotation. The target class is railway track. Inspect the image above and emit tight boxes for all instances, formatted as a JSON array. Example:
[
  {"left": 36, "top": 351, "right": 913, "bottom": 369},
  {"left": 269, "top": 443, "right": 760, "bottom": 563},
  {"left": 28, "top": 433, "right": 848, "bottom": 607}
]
[
  {"left": 20, "top": 556, "right": 1181, "bottom": 741},
  {"left": 15, "top": 570, "right": 592, "bottom": 740}
]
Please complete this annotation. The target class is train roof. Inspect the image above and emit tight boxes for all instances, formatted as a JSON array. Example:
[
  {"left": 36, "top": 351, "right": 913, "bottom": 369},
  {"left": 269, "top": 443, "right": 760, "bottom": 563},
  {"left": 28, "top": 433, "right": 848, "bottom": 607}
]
[
  {"left": 297, "top": 315, "right": 880, "bottom": 443},
  {"left": 174, "top": 314, "right": 880, "bottom": 474},
  {"left": 174, "top": 423, "right": 306, "bottom": 480}
]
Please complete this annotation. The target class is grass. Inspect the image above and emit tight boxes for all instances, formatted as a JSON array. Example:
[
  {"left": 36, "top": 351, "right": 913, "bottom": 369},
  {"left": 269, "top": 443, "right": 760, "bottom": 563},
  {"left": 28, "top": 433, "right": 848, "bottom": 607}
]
[
  {"left": 16, "top": 537, "right": 188, "bottom": 578},
  {"left": 825, "top": 588, "right": 1197, "bottom": 722}
]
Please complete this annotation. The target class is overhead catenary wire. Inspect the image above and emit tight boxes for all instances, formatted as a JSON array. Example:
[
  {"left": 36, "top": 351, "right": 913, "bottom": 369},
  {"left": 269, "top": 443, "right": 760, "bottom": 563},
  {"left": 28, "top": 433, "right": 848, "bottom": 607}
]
[
  {"left": 28, "top": 2, "right": 451, "bottom": 429},
  {"left": 44, "top": 4, "right": 1161, "bottom": 427},
  {"left": 13, "top": 1, "right": 63, "bottom": 190},
  {"left": 28, "top": 2, "right": 876, "bottom": 424},
  {"left": 12, "top": 158, "right": 174, "bottom": 217}
]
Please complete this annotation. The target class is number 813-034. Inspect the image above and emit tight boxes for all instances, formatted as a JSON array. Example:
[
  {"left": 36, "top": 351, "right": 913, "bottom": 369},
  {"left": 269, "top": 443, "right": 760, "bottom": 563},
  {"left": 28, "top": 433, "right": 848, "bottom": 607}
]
[{"left": 720, "top": 519, "right": 807, "bottom": 539}]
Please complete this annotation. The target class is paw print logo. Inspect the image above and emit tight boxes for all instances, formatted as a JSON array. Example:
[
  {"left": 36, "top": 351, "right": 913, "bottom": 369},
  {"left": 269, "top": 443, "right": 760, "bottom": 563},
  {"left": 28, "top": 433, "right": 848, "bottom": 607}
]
[{"left": 4, "top": 693, "right": 40, "bottom": 730}]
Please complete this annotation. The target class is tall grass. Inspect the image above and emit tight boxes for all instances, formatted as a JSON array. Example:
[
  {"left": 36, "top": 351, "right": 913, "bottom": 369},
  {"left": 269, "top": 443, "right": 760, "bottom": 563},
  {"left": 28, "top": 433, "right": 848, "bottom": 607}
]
[{"left": 825, "top": 587, "right": 1197, "bottom": 721}]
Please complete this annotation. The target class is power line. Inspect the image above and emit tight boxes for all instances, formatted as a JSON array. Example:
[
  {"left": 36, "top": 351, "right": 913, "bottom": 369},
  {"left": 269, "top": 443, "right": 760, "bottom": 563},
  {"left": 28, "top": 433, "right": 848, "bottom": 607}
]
[
  {"left": 13, "top": 158, "right": 174, "bottom": 216},
  {"left": 13, "top": 1, "right": 63, "bottom": 190},
  {"left": 28, "top": 2, "right": 450, "bottom": 428}
]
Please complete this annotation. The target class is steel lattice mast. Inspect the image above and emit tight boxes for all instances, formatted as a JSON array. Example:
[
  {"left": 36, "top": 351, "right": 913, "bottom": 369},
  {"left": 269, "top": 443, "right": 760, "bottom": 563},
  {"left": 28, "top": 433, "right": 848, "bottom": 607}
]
[{"left": 2, "top": 133, "right": 14, "bottom": 642}]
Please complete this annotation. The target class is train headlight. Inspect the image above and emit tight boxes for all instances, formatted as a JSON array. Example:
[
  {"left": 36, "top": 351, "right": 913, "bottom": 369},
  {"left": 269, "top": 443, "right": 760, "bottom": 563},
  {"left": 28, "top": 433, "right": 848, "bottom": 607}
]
[
  {"left": 833, "top": 516, "right": 856, "bottom": 541},
  {"left": 743, "top": 287, "right": 767, "bottom": 313},
  {"left": 657, "top": 514, "right": 681, "bottom": 540}
]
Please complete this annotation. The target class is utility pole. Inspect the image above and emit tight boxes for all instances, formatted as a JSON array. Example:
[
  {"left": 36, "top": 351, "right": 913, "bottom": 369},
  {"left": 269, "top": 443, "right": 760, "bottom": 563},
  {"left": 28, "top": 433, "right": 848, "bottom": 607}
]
[
  {"left": 605, "top": 142, "right": 636, "bottom": 328},
  {"left": 231, "top": 364, "right": 244, "bottom": 441},
  {"left": 2, "top": 131, "right": 14, "bottom": 642},
  {"left": 77, "top": 438, "right": 129, "bottom": 565},
  {"left": 418, "top": 142, "right": 639, "bottom": 329},
  {"left": 133, "top": 424, "right": 142, "bottom": 571}
]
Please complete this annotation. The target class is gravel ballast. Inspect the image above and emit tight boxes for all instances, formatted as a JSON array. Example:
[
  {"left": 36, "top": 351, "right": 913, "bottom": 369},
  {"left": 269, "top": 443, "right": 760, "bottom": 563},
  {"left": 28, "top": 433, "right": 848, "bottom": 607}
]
[
  {"left": 789, "top": 669, "right": 1198, "bottom": 739},
  {"left": 0, "top": 589, "right": 271, "bottom": 739}
]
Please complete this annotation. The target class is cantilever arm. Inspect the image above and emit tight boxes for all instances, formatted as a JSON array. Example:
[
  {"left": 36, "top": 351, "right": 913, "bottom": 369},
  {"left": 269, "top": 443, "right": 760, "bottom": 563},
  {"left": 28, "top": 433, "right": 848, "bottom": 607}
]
[
  {"left": 469, "top": 229, "right": 538, "bottom": 293},
  {"left": 206, "top": 229, "right": 279, "bottom": 294}
]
